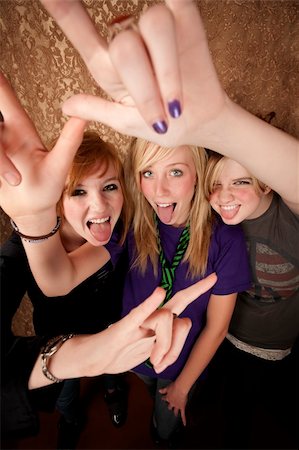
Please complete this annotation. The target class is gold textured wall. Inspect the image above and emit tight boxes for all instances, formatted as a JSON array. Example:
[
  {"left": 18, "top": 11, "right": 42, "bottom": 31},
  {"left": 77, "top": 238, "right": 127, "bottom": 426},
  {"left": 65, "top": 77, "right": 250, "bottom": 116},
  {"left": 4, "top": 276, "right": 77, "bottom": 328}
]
[{"left": 1, "top": 0, "right": 298, "bottom": 335}]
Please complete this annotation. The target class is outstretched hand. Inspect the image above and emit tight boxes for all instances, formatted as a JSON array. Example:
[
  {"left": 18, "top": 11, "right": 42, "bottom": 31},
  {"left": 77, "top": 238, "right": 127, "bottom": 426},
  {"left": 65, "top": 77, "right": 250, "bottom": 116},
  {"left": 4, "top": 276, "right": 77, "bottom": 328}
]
[
  {"left": 0, "top": 73, "right": 87, "bottom": 230},
  {"left": 141, "top": 272, "right": 217, "bottom": 372},
  {"left": 40, "top": 0, "right": 226, "bottom": 147},
  {"left": 29, "top": 273, "right": 217, "bottom": 389},
  {"left": 104, "top": 272, "right": 217, "bottom": 374}
]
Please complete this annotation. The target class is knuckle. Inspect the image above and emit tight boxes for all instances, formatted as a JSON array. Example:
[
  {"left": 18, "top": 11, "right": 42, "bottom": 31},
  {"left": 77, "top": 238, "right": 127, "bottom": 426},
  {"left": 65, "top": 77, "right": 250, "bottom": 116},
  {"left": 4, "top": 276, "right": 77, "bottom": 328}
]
[
  {"left": 159, "top": 308, "right": 173, "bottom": 322},
  {"left": 178, "top": 317, "right": 192, "bottom": 333},
  {"left": 109, "top": 31, "right": 139, "bottom": 62}
]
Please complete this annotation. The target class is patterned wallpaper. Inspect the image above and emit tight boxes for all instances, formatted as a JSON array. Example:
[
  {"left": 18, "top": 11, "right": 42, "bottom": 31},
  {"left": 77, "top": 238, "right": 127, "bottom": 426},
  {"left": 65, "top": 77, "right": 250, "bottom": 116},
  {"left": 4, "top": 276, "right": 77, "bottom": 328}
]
[{"left": 1, "top": 0, "right": 298, "bottom": 334}]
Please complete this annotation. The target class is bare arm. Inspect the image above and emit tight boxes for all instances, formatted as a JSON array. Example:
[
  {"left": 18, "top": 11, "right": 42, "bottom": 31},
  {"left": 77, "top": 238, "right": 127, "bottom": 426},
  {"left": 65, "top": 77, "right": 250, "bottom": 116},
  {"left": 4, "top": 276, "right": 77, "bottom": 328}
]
[
  {"left": 209, "top": 100, "right": 299, "bottom": 213},
  {"left": 28, "top": 288, "right": 173, "bottom": 388},
  {"left": 28, "top": 276, "right": 217, "bottom": 389}
]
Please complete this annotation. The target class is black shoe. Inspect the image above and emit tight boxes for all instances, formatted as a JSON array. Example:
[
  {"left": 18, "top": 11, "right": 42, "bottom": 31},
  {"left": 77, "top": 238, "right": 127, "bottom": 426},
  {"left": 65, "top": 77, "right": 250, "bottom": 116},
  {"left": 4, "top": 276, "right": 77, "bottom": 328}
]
[
  {"left": 57, "top": 416, "right": 83, "bottom": 450},
  {"left": 104, "top": 387, "right": 128, "bottom": 428}
]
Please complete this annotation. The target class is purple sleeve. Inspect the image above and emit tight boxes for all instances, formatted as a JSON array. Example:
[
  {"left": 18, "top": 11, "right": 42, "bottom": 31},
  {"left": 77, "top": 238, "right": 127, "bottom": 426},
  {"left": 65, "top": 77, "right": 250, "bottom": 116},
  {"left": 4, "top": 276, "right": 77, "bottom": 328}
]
[{"left": 210, "top": 222, "right": 251, "bottom": 295}]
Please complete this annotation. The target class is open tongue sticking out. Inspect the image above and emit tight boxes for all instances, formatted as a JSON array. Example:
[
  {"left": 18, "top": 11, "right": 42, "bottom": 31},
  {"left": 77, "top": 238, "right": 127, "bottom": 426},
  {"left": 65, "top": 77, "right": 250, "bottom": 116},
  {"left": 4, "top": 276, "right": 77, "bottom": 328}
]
[
  {"left": 220, "top": 206, "right": 240, "bottom": 221},
  {"left": 157, "top": 204, "right": 174, "bottom": 224},
  {"left": 89, "top": 221, "right": 111, "bottom": 242}
]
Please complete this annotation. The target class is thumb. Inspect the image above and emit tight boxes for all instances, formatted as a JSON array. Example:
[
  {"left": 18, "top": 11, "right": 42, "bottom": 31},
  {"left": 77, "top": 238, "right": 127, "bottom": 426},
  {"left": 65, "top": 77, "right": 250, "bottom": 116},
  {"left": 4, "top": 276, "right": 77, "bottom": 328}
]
[{"left": 62, "top": 94, "right": 155, "bottom": 141}]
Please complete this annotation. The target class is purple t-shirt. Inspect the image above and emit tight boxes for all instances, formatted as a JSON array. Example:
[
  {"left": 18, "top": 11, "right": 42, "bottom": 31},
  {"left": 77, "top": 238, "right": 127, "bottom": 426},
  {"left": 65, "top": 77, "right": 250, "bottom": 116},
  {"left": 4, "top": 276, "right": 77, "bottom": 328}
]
[{"left": 107, "top": 218, "right": 251, "bottom": 380}]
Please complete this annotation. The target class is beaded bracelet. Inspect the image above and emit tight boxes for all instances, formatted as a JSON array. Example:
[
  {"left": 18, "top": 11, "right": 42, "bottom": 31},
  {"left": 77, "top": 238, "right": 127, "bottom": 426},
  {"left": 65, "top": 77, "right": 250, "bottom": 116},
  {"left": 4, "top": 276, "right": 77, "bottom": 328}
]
[
  {"left": 41, "top": 334, "right": 75, "bottom": 383},
  {"left": 10, "top": 216, "right": 61, "bottom": 243}
]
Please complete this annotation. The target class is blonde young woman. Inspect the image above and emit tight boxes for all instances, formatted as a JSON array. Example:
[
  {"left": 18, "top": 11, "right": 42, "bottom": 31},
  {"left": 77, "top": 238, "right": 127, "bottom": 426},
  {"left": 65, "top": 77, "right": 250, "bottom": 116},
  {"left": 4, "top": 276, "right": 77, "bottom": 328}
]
[
  {"left": 204, "top": 152, "right": 299, "bottom": 448},
  {"left": 109, "top": 138, "right": 251, "bottom": 444}
]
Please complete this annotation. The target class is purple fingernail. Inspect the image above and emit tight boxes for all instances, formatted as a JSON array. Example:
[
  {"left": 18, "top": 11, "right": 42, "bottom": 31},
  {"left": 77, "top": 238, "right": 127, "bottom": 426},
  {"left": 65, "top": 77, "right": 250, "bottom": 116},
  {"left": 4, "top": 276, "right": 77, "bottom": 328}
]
[
  {"left": 152, "top": 120, "right": 168, "bottom": 134},
  {"left": 168, "top": 100, "right": 181, "bottom": 118}
]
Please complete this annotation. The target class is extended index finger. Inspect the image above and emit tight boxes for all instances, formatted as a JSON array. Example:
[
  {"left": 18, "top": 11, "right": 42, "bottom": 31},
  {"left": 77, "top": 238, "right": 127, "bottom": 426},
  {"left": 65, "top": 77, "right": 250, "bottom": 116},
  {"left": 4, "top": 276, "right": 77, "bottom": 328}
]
[
  {"left": 164, "top": 273, "right": 217, "bottom": 316},
  {"left": 0, "top": 73, "right": 42, "bottom": 148}
]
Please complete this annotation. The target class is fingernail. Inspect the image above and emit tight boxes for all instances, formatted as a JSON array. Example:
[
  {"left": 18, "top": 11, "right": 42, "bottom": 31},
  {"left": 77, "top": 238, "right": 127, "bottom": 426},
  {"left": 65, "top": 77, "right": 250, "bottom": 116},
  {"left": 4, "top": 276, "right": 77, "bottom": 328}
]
[
  {"left": 152, "top": 120, "right": 168, "bottom": 134},
  {"left": 3, "top": 172, "right": 20, "bottom": 186},
  {"left": 0, "top": 111, "right": 4, "bottom": 122},
  {"left": 168, "top": 100, "right": 181, "bottom": 118}
]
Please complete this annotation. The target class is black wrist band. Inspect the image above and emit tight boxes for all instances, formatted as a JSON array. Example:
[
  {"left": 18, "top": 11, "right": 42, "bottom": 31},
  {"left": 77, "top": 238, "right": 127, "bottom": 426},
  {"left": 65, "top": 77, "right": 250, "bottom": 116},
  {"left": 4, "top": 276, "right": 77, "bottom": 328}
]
[{"left": 10, "top": 217, "right": 61, "bottom": 243}]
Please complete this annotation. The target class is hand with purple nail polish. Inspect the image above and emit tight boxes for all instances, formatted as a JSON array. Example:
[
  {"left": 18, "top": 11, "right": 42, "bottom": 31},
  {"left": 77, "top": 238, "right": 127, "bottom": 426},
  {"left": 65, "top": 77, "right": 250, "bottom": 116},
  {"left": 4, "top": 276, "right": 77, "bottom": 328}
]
[{"left": 41, "top": 0, "right": 298, "bottom": 183}]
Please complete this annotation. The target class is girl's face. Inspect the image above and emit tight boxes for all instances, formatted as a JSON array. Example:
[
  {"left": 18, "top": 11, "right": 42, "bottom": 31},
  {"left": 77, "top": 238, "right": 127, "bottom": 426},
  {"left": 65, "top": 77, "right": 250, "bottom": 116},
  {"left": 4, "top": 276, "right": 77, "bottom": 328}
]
[
  {"left": 62, "top": 162, "right": 123, "bottom": 246},
  {"left": 209, "top": 159, "right": 271, "bottom": 224},
  {"left": 140, "top": 146, "right": 197, "bottom": 227}
]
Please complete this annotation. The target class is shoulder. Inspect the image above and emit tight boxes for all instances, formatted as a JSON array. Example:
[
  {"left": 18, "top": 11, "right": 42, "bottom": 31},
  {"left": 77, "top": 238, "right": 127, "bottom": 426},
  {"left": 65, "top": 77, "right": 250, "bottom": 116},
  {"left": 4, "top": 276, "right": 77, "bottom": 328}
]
[
  {"left": 243, "top": 193, "right": 299, "bottom": 237},
  {"left": 209, "top": 219, "right": 251, "bottom": 293},
  {"left": 209, "top": 217, "right": 249, "bottom": 269},
  {"left": 276, "top": 194, "right": 299, "bottom": 222}
]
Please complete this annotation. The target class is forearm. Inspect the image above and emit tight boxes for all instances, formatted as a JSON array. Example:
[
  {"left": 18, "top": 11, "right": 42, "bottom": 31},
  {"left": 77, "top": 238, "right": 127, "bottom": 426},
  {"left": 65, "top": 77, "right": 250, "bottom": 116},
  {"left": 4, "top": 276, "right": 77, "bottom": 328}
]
[
  {"left": 202, "top": 97, "right": 299, "bottom": 206},
  {"left": 28, "top": 333, "right": 108, "bottom": 389},
  {"left": 174, "top": 326, "right": 227, "bottom": 396}
]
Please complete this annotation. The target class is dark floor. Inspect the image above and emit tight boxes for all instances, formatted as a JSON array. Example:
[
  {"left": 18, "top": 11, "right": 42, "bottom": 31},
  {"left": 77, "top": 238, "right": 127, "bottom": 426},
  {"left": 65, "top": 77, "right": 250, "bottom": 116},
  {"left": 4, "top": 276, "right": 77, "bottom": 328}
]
[{"left": 2, "top": 371, "right": 297, "bottom": 450}]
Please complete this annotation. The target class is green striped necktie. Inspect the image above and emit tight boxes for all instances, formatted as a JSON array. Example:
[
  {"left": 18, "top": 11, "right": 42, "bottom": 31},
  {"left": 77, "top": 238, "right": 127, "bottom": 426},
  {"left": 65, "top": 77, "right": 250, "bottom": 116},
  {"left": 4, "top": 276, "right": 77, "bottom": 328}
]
[
  {"left": 144, "top": 218, "right": 190, "bottom": 369},
  {"left": 157, "top": 218, "right": 190, "bottom": 306}
]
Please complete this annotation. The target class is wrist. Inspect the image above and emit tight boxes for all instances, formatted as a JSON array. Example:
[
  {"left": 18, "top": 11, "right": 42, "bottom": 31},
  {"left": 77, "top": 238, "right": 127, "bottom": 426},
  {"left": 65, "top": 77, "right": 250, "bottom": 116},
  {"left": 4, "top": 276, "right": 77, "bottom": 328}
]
[{"left": 10, "top": 209, "right": 59, "bottom": 237}]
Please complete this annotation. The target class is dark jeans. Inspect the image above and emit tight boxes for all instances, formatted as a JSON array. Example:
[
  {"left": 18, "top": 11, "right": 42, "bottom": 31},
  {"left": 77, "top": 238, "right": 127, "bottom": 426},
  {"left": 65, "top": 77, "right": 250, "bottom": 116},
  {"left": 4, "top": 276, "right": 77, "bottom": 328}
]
[
  {"left": 55, "top": 374, "right": 126, "bottom": 422},
  {"left": 56, "top": 379, "right": 81, "bottom": 423},
  {"left": 136, "top": 374, "right": 183, "bottom": 440}
]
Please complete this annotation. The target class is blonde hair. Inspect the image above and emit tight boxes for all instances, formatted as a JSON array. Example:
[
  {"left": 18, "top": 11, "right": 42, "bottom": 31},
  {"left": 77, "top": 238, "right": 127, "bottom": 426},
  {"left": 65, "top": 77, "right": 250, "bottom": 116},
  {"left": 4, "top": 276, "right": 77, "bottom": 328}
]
[
  {"left": 204, "top": 151, "right": 268, "bottom": 199},
  {"left": 125, "top": 138, "right": 213, "bottom": 277},
  {"left": 57, "top": 131, "right": 132, "bottom": 244}
]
